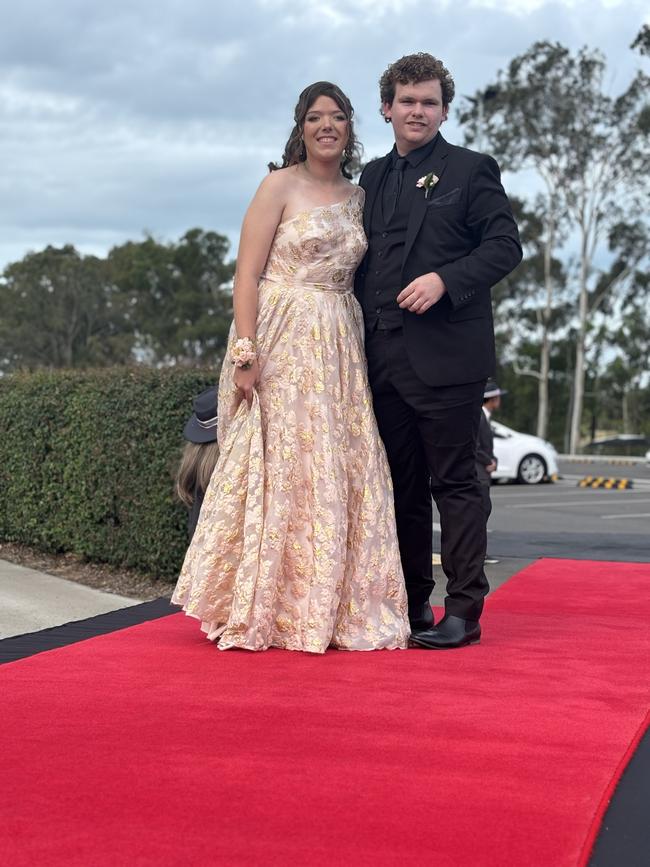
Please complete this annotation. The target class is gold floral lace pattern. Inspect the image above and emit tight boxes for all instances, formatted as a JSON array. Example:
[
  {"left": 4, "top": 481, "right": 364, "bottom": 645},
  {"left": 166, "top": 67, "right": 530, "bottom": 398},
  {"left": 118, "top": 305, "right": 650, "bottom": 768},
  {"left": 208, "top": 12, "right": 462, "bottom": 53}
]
[{"left": 171, "top": 187, "right": 409, "bottom": 652}]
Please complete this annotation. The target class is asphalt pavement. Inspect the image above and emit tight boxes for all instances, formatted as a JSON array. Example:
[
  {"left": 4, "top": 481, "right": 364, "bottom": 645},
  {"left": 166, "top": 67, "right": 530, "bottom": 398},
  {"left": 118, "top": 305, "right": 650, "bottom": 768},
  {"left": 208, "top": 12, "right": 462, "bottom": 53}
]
[
  {"left": 430, "top": 457, "right": 649, "bottom": 606},
  {"left": 485, "top": 458, "right": 650, "bottom": 562}
]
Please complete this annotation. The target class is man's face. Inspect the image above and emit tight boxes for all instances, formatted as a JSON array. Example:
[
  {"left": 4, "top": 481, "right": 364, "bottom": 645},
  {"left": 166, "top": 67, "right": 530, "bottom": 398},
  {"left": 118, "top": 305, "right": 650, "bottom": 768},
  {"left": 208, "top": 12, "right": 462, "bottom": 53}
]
[{"left": 382, "top": 79, "right": 447, "bottom": 155}]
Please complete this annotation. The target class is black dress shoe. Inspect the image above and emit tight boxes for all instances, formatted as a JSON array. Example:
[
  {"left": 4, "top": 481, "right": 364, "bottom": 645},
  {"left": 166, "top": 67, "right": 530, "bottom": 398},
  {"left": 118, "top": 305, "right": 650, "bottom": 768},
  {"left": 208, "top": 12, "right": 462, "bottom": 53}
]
[
  {"left": 408, "top": 601, "right": 434, "bottom": 633},
  {"left": 409, "top": 614, "right": 481, "bottom": 650}
]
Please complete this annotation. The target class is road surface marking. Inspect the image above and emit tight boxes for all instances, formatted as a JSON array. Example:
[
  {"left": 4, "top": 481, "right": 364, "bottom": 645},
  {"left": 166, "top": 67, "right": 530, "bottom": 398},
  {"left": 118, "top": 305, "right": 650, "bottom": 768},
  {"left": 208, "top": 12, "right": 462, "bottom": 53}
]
[
  {"left": 505, "top": 497, "right": 650, "bottom": 509},
  {"left": 492, "top": 485, "right": 650, "bottom": 498},
  {"left": 600, "top": 513, "right": 650, "bottom": 520}
]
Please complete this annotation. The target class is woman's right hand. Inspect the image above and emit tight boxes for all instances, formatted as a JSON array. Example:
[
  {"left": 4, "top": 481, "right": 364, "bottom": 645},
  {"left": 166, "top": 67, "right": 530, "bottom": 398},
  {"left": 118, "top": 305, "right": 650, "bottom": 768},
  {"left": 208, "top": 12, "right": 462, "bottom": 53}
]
[{"left": 233, "top": 359, "right": 260, "bottom": 407}]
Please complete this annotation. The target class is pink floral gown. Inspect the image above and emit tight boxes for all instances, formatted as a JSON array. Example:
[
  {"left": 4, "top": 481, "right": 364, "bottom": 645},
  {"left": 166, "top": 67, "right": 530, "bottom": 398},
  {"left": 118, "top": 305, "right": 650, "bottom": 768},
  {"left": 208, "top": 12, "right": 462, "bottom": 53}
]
[{"left": 171, "top": 187, "right": 409, "bottom": 652}]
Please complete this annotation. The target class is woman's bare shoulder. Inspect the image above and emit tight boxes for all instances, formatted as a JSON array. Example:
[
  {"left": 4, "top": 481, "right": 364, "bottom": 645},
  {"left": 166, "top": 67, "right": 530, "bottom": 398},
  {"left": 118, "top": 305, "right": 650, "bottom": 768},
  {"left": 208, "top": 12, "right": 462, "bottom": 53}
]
[{"left": 257, "top": 164, "right": 298, "bottom": 196}]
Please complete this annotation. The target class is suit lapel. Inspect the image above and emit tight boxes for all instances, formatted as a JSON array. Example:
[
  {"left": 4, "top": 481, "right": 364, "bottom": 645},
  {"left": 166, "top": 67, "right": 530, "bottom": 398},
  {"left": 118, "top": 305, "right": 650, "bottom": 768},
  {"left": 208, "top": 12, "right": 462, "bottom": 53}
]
[
  {"left": 362, "top": 154, "right": 392, "bottom": 236},
  {"left": 402, "top": 134, "right": 450, "bottom": 266}
]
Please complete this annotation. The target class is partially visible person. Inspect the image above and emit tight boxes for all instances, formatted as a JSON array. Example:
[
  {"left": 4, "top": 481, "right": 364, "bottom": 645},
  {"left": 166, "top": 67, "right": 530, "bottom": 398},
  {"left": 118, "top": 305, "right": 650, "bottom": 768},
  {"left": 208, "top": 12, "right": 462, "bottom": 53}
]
[
  {"left": 476, "top": 379, "right": 506, "bottom": 565},
  {"left": 175, "top": 387, "right": 220, "bottom": 540},
  {"left": 171, "top": 81, "right": 409, "bottom": 653}
]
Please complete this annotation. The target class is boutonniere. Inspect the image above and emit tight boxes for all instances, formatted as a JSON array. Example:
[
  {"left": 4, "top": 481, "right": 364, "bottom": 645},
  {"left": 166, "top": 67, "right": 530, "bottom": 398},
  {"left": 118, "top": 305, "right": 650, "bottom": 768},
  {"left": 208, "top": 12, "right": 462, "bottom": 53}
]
[{"left": 416, "top": 172, "right": 439, "bottom": 199}]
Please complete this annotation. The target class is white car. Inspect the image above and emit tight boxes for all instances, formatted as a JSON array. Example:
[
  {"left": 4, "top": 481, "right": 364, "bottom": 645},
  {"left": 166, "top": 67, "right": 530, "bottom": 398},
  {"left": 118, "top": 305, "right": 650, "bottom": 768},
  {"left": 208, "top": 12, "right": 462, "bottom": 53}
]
[{"left": 490, "top": 420, "right": 559, "bottom": 485}]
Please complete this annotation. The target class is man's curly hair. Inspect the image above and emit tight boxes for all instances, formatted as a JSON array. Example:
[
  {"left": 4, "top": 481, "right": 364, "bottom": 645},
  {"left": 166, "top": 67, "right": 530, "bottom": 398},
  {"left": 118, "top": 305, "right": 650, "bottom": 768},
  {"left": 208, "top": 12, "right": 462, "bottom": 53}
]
[{"left": 379, "top": 53, "right": 455, "bottom": 119}]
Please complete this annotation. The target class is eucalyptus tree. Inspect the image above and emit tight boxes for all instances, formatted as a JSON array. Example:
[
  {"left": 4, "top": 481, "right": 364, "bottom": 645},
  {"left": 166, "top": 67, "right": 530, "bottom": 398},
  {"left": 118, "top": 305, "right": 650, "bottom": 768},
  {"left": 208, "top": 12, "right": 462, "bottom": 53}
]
[
  {"left": 460, "top": 40, "right": 650, "bottom": 452},
  {"left": 631, "top": 23, "right": 650, "bottom": 57},
  {"left": 597, "top": 266, "right": 650, "bottom": 434},
  {"left": 490, "top": 196, "right": 569, "bottom": 438}
]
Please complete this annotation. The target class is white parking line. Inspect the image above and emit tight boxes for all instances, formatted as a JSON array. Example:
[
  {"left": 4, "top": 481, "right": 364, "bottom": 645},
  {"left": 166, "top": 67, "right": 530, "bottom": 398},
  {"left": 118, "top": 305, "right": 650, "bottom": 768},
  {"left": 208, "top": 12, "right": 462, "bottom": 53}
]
[
  {"left": 505, "top": 498, "right": 650, "bottom": 509},
  {"left": 601, "top": 513, "right": 650, "bottom": 520},
  {"left": 493, "top": 489, "right": 638, "bottom": 499},
  {"left": 491, "top": 490, "right": 572, "bottom": 498}
]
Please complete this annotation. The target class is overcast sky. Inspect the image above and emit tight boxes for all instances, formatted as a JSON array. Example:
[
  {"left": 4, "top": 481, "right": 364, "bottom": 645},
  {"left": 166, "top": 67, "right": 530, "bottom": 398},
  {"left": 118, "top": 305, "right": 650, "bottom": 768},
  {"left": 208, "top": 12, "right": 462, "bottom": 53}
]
[{"left": 1, "top": 0, "right": 647, "bottom": 270}]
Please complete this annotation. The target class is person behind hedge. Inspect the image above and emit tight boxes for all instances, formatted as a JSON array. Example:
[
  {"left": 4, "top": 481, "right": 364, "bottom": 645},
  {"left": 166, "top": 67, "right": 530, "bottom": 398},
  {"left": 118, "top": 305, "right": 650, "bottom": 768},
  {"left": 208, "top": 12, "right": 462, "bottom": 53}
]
[
  {"left": 175, "top": 387, "right": 220, "bottom": 540},
  {"left": 171, "top": 81, "right": 409, "bottom": 652}
]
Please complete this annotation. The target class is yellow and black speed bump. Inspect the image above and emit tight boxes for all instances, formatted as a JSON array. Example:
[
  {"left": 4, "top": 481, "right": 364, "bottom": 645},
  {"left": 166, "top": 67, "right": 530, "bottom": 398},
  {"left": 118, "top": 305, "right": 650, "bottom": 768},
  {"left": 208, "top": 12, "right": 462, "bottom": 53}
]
[{"left": 577, "top": 476, "right": 634, "bottom": 489}]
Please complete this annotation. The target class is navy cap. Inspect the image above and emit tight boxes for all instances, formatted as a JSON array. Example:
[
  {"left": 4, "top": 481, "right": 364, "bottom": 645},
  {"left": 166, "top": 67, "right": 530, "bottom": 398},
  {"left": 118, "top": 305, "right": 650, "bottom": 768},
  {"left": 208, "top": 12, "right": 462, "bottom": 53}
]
[{"left": 183, "top": 387, "right": 218, "bottom": 443}]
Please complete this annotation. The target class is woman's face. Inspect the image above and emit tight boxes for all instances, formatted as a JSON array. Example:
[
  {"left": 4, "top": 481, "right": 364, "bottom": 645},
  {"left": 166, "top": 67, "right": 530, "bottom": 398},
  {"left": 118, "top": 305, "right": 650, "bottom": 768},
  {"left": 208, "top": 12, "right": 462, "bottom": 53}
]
[{"left": 302, "top": 95, "right": 349, "bottom": 162}]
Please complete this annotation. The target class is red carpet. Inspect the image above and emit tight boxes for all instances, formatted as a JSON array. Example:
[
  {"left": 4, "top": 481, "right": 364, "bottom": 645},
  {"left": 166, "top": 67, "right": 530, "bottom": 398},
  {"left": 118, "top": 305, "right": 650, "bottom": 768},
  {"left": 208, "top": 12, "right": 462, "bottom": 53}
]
[{"left": 1, "top": 558, "right": 649, "bottom": 866}]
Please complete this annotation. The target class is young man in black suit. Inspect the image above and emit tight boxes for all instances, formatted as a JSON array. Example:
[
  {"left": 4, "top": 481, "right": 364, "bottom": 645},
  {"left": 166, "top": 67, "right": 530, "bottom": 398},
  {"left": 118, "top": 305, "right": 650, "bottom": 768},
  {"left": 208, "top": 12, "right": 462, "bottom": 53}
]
[{"left": 355, "top": 53, "right": 522, "bottom": 648}]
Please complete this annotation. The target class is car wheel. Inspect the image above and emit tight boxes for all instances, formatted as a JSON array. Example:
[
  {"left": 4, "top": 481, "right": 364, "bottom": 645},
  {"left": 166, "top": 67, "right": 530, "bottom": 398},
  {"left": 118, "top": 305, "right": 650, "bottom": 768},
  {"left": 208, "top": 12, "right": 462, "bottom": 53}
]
[{"left": 517, "top": 454, "right": 546, "bottom": 485}]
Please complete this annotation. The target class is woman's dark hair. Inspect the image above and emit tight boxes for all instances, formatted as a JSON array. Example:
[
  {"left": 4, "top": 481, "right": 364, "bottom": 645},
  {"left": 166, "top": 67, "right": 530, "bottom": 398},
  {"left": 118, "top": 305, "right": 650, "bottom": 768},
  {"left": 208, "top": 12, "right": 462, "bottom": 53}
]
[
  {"left": 269, "top": 81, "right": 362, "bottom": 179},
  {"left": 379, "top": 53, "right": 455, "bottom": 120}
]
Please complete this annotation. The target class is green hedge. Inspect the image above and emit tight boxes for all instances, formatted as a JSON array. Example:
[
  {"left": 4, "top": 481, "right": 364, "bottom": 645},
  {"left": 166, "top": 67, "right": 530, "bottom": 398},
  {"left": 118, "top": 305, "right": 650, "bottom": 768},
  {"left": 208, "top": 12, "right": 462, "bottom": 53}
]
[{"left": 0, "top": 367, "right": 217, "bottom": 578}]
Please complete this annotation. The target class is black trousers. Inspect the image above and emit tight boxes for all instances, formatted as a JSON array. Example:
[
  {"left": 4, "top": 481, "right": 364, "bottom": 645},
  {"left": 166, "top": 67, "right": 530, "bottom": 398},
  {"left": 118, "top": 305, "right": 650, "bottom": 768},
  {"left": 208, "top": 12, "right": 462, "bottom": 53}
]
[{"left": 366, "top": 327, "right": 489, "bottom": 622}]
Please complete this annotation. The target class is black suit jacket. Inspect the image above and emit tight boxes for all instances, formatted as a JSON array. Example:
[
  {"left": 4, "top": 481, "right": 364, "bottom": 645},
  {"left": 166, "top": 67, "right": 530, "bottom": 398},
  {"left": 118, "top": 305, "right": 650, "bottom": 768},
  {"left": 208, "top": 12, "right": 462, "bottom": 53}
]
[{"left": 355, "top": 134, "right": 522, "bottom": 387}]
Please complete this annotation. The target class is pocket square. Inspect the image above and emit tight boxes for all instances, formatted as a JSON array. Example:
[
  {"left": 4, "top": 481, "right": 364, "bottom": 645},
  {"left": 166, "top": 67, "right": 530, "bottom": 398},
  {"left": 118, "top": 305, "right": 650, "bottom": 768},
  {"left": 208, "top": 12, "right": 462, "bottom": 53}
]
[{"left": 427, "top": 186, "right": 462, "bottom": 208}]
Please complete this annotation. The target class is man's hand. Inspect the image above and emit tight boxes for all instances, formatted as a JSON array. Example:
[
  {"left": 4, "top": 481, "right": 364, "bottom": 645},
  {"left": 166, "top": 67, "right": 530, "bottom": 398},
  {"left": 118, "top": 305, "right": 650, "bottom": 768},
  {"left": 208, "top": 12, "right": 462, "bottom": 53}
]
[
  {"left": 397, "top": 272, "right": 447, "bottom": 314},
  {"left": 486, "top": 461, "right": 497, "bottom": 474}
]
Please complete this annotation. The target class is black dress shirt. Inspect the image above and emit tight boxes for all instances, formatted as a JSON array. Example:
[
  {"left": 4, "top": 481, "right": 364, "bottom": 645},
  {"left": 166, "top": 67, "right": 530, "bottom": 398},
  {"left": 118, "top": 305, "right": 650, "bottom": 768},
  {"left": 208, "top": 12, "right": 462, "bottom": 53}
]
[{"left": 362, "top": 135, "right": 441, "bottom": 331}]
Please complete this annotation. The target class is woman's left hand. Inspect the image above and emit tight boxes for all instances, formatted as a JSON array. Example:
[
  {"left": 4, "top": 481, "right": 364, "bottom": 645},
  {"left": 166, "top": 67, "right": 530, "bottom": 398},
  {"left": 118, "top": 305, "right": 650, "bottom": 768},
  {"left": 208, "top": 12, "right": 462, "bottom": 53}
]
[{"left": 234, "top": 359, "right": 260, "bottom": 408}]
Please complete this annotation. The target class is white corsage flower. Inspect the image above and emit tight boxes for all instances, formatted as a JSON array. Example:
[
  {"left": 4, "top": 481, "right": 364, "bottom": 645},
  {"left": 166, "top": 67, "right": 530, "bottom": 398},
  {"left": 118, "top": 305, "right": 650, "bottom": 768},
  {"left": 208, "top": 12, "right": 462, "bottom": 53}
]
[
  {"left": 231, "top": 336, "right": 257, "bottom": 369},
  {"left": 416, "top": 172, "right": 440, "bottom": 199}
]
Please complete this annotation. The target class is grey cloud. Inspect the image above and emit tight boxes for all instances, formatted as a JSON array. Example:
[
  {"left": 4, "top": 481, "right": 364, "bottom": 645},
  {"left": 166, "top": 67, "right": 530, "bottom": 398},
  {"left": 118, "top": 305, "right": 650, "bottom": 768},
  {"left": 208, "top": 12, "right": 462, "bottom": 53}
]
[{"left": 1, "top": 0, "right": 647, "bottom": 268}]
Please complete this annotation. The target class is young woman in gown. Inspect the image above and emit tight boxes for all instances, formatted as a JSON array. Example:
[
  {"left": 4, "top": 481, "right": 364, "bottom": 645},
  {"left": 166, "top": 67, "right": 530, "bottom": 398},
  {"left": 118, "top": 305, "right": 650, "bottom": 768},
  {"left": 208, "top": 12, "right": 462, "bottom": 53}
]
[{"left": 171, "top": 81, "right": 409, "bottom": 652}]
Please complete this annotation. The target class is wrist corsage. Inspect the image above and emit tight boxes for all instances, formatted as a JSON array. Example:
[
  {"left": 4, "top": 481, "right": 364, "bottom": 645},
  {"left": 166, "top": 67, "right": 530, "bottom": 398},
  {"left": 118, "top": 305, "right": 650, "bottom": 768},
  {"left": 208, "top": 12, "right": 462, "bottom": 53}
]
[{"left": 231, "top": 337, "right": 257, "bottom": 369}]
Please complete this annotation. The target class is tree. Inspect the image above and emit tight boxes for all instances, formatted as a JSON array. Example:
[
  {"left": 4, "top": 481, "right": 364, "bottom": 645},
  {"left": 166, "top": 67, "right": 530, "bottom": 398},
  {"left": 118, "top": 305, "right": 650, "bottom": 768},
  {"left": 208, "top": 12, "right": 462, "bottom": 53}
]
[
  {"left": 0, "top": 228, "right": 235, "bottom": 373},
  {"left": 107, "top": 229, "right": 234, "bottom": 366},
  {"left": 491, "top": 197, "right": 569, "bottom": 438},
  {"left": 0, "top": 246, "right": 134, "bottom": 372},
  {"left": 460, "top": 41, "right": 650, "bottom": 451},
  {"left": 631, "top": 24, "right": 650, "bottom": 57},
  {"left": 594, "top": 267, "right": 650, "bottom": 435}
]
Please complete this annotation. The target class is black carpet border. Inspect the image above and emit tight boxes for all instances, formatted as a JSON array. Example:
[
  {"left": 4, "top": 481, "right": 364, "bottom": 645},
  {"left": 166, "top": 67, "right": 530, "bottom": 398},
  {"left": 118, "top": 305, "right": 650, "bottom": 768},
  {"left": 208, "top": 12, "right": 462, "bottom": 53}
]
[
  {"left": 587, "top": 725, "right": 649, "bottom": 867},
  {"left": 0, "top": 597, "right": 175, "bottom": 665},
  {"left": 1, "top": 601, "right": 647, "bottom": 864}
]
